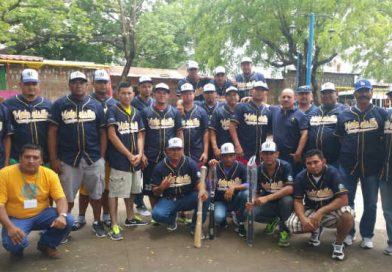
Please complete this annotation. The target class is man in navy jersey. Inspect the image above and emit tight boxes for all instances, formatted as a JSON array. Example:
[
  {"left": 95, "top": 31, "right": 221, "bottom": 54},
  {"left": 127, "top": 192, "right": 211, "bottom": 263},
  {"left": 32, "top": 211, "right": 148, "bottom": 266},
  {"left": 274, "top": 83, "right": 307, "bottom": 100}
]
[
  {"left": 106, "top": 82, "right": 147, "bottom": 241},
  {"left": 177, "top": 61, "right": 210, "bottom": 101},
  {"left": 131, "top": 76, "right": 154, "bottom": 111},
  {"left": 335, "top": 79, "right": 387, "bottom": 249},
  {"left": 0, "top": 103, "right": 13, "bottom": 168},
  {"left": 4, "top": 69, "right": 52, "bottom": 163},
  {"left": 141, "top": 83, "right": 183, "bottom": 208},
  {"left": 208, "top": 143, "right": 248, "bottom": 237},
  {"left": 48, "top": 71, "right": 107, "bottom": 239},
  {"left": 230, "top": 81, "right": 271, "bottom": 163},
  {"left": 270, "top": 88, "right": 308, "bottom": 177},
  {"left": 246, "top": 141, "right": 294, "bottom": 247},
  {"left": 151, "top": 137, "right": 209, "bottom": 234},
  {"left": 234, "top": 57, "right": 265, "bottom": 99},
  {"left": 209, "top": 86, "right": 239, "bottom": 158},
  {"left": 210, "top": 66, "right": 232, "bottom": 97},
  {"left": 179, "top": 83, "right": 209, "bottom": 165},
  {"left": 195, "top": 83, "right": 222, "bottom": 119},
  {"left": 286, "top": 149, "right": 354, "bottom": 260},
  {"left": 307, "top": 83, "right": 346, "bottom": 166},
  {"left": 295, "top": 85, "right": 318, "bottom": 116}
]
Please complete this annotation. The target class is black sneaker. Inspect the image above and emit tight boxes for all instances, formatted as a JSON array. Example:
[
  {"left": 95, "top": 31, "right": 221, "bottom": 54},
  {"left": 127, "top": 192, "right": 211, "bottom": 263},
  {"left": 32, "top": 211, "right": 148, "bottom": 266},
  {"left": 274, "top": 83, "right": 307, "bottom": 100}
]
[
  {"left": 92, "top": 221, "right": 107, "bottom": 237},
  {"left": 60, "top": 234, "right": 71, "bottom": 244},
  {"left": 238, "top": 224, "right": 246, "bottom": 237},
  {"left": 124, "top": 216, "right": 149, "bottom": 227},
  {"left": 71, "top": 221, "right": 86, "bottom": 231}
]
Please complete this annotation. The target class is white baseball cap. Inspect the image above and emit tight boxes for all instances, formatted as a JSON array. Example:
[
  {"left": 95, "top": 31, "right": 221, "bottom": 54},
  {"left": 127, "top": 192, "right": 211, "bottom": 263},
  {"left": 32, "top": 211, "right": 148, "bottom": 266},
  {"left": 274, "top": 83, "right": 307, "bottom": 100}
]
[
  {"left": 261, "top": 141, "right": 277, "bottom": 152},
  {"left": 221, "top": 143, "right": 235, "bottom": 155},
  {"left": 321, "top": 82, "right": 336, "bottom": 92},
  {"left": 154, "top": 83, "right": 170, "bottom": 92},
  {"left": 139, "top": 76, "right": 153, "bottom": 84},
  {"left": 168, "top": 137, "right": 183, "bottom": 149},
  {"left": 69, "top": 71, "right": 87, "bottom": 82},
  {"left": 241, "top": 57, "right": 252, "bottom": 64},
  {"left": 180, "top": 83, "right": 194, "bottom": 92},
  {"left": 225, "top": 86, "right": 239, "bottom": 94},
  {"left": 214, "top": 66, "right": 226, "bottom": 75},
  {"left": 93, "top": 69, "right": 110, "bottom": 82},
  {"left": 253, "top": 81, "right": 269, "bottom": 90},
  {"left": 187, "top": 60, "right": 199, "bottom": 70},
  {"left": 203, "top": 83, "right": 216, "bottom": 92},
  {"left": 21, "top": 69, "right": 39, "bottom": 83}
]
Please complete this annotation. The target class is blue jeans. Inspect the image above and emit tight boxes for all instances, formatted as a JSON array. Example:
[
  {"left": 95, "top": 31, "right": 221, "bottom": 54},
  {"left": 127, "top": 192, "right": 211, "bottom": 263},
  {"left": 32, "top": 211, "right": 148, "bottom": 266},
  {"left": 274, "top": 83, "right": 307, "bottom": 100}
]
[
  {"left": 152, "top": 191, "right": 209, "bottom": 229},
  {"left": 253, "top": 196, "right": 293, "bottom": 231},
  {"left": 380, "top": 181, "right": 392, "bottom": 246},
  {"left": 2, "top": 208, "right": 74, "bottom": 254},
  {"left": 339, "top": 166, "right": 379, "bottom": 238},
  {"left": 214, "top": 190, "right": 248, "bottom": 224}
]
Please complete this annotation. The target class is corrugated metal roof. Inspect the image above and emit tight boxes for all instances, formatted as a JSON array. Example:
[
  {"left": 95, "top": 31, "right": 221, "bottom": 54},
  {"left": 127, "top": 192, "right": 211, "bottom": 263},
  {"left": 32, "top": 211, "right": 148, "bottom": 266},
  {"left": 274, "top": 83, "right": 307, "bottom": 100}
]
[
  {"left": 110, "top": 66, "right": 186, "bottom": 79},
  {"left": 0, "top": 54, "right": 43, "bottom": 62}
]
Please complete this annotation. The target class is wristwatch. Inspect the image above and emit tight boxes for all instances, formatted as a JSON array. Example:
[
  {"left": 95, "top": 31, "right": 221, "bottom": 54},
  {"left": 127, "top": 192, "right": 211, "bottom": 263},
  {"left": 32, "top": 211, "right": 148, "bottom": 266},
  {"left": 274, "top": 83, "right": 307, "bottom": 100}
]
[{"left": 60, "top": 213, "right": 68, "bottom": 218}]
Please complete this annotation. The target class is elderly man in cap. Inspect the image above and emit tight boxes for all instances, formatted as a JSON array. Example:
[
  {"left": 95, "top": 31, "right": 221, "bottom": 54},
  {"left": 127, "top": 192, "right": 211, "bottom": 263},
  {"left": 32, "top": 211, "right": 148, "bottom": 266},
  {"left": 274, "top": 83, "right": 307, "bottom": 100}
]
[
  {"left": 211, "top": 66, "right": 233, "bottom": 97},
  {"left": 151, "top": 137, "right": 209, "bottom": 234},
  {"left": 141, "top": 83, "right": 183, "bottom": 209},
  {"left": 295, "top": 85, "right": 318, "bottom": 116},
  {"left": 229, "top": 81, "right": 272, "bottom": 164},
  {"left": 48, "top": 71, "right": 108, "bottom": 239},
  {"left": 208, "top": 142, "right": 248, "bottom": 237},
  {"left": 246, "top": 141, "right": 294, "bottom": 247},
  {"left": 209, "top": 86, "right": 239, "bottom": 158},
  {"left": 177, "top": 60, "right": 210, "bottom": 101},
  {"left": 234, "top": 57, "right": 266, "bottom": 99},
  {"left": 4, "top": 69, "right": 52, "bottom": 165},
  {"left": 307, "top": 82, "right": 347, "bottom": 167},
  {"left": 380, "top": 87, "right": 392, "bottom": 255},
  {"left": 335, "top": 79, "right": 387, "bottom": 249}
]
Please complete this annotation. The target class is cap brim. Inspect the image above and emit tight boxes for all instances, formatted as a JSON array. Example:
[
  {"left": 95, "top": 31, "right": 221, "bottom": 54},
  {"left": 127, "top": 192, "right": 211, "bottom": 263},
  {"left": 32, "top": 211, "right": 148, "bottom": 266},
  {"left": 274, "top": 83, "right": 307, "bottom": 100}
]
[
  {"left": 22, "top": 79, "right": 39, "bottom": 83},
  {"left": 70, "top": 78, "right": 87, "bottom": 82},
  {"left": 154, "top": 88, "right": 170, "bottom": 92},
  {"left": 139, "top": 80, "right": 153, "bottom": 84}
]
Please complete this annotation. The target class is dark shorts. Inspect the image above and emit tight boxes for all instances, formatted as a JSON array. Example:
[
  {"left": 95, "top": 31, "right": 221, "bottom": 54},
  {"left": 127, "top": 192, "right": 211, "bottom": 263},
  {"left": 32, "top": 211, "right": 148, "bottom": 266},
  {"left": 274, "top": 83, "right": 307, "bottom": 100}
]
[{"left": 142, "top": 161, "right": 157, "bottom": 196}]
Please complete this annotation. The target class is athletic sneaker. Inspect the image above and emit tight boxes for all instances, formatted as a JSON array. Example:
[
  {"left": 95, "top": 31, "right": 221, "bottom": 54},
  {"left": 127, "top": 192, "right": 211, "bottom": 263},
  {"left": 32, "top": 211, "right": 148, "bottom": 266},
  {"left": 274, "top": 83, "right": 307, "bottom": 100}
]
[
  {"left": 343, "top": 235, "right": 356, "bottom": 246},
  {"left": 384, "top": 245, "right": 392, "bottom": 256},
  {"left": 331, "top": 243, "right": 345, "bottom": 260},
  {"left": 308, "top": 227, "right": 324, "bottom": 247},
  {"left": 238, "top": 224, "right": 246, "bottom": 237},
  {"left": 92, "top": 221, "right": 107, "bottom": 237},
  {"left": 71, "top": 221, "right": 86, "bottom": 231},
  {"left": 151, "top": 219, "right": 160, "bottom": 226},
  {"left": 190, "top": 229, "right": 206, "bottom": 239},
  {"left": 278, "top": 230, "right": 290, "bottom": 247},
  {"left": 177, "top": 213, "right": 192, "bottom": 225},
  {"left": 124, "top": 216, "right": 149, "bottom": 227},
  {"left": 60, "top": 234, "right": 71, "bottom": 244},
  {"left": 108, "top": 225, "right": 124, "bottom": 241},
  {"left": 167, "top": 221, "right": 178, "bottom": 231},
  {"left": 136, "top": 206, "right": 151, "bottom": 217},
  {"left": 360, "top": 238, "right": 374, "bottom": 249},
  {"left": 264, "top": 217, "right": 280, "bottom": 235}
]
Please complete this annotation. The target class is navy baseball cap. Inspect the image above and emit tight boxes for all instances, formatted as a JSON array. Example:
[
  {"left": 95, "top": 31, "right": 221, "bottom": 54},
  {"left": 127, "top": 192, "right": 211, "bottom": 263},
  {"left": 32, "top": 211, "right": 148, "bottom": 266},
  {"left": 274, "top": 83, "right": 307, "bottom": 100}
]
[
  {"left": 354, "top": 79, "right": 372, "bottom": 92},
  {"left": 296, "top": 85, "right": 312, "bottom": 93}
]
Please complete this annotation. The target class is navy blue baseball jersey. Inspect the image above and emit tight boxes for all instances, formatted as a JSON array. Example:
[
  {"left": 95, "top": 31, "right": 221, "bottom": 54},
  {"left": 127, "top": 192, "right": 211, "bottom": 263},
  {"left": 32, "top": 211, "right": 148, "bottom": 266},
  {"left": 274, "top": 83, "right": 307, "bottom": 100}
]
[
  {"left": 107, "top": 104, "right": 145, "bottom": 172},
  {"left": 214, "top": 160, "right": 247, "bottom": 202},
  {"left": 151, "top": 155, "right": 200, "bottom": 199},
  {"left": 232, "top": 102, "right": 272, "bottom": 160},
  {"left": 141, "top": 105, "right": 183, "bottom": 163},
  {"left": 270, "top": 106, "right": 309, "bottom": 161},
  {"left": 210, "top": 79, "right": 233, "bottom": 96},
  {"left": 131, "top": 95, "right": 154, "bottom": 111},
  {"left": 381, "top": 109, "right": 392, "bottom": 182},
  {"left": 335, "top": 105, "right": 387, "bottom": 177},
  {"left": 177, "top": 77, "right": 210, "bottom": 101},
  {"left": 209, "top": 104, "right": 235, "bottom": 148},
  {"left": 307, "top": 103, "right": 346, "bottom": 165},
  {"left": 195, "top": 100, "right": 223, "bottom": 119},
  {"left": 257, "top": 159, "right": 294, "bottom": 196},
  {"left": 182, "top": 105, "right": 209, "bottom": 162},
  {"left": 4, "top": 95, "right": 52, "bottom": 162},
  {"left": 294, "top": 165, "right": 348, "bottom": 210},
  {"left": 0, "top": 104, "right": 13, "bottom": 167},
  {"left": 49, "top": 95, "right": 105, "bottom": 166},
  {"left": 90, "top": 93, "right": 117, "bottom": 115},
  {"left": 234, "top": 72, "right": 265, "bottom": 98}
]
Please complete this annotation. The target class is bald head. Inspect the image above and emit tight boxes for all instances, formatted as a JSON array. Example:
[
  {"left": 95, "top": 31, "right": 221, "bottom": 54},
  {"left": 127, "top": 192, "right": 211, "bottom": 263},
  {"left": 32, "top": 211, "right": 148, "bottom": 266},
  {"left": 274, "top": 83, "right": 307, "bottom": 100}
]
[{"left": 280, "top": 88, "right": 295, "bottom": 110}]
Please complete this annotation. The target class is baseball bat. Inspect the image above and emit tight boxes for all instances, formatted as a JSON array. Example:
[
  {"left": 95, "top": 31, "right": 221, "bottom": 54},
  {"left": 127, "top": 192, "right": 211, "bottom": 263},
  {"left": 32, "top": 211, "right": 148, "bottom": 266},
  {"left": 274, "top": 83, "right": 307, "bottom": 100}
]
[
  {"left": 208, "top": 166, "right": 217, "bottom": 240},
  {"left": 247, "top": 155, "right": 257, "bottom": 247},
  {"left": 194, "top": 166, "right": 207, "bottom": 248}
]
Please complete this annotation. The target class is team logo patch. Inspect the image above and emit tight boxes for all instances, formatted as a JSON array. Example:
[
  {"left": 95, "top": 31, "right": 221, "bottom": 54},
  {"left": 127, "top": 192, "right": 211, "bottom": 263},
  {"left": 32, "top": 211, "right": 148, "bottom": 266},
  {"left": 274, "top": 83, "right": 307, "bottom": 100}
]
[
  {"left": 220, "top": 119, "right": 231, "bottom": 130},
  {"left": 148, "top": 117, "right": 175, "bottom": 129},
  {"left": 344, "top": 118, "right": 378, "bottom": 134},
  {"left": 117, "top": 121, "right": 139, "bottom": 134},
  {"left": 61, "top": 109, "right": 96, "bottom": 124},
  {"left": 310, "top": 115, "right": 338, "bottom": 126},
  {"left": 217, "top": 178, "right": 242, "bottom": 190},
  {"left": 243, "top": 113, "right": 268, "bottom": 125},
  {"left": 306, "top": 188, "right": 334, "bottom": 201},
  {"left": 12, "top": 109, "right": 49, "bottom": 124},
  {"left": 261, "top": 181, "right": 284, "bottom": 193},
  {"left": 182, "top": 118, "right": 200, "bottom": 129},
  {"left": 166, "top": 174, "right": 192, "bottom": 187}
]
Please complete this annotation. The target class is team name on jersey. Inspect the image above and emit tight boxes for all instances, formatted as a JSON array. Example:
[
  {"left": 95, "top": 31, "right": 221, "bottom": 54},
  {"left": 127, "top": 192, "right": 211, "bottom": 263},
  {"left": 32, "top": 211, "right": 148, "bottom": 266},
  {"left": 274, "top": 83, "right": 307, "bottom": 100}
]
[
  {"left": 12, "top": 109, "right": 49, "bottom": 124},
  {"left": 237, "top": 81, "right": 255, "bottom": 90},
  {"left": 306, "top": 188, "right": 334, "bottom": 202},
  {"left": 244, "top": 113, "right": 268, "bottom": 125},
  {"left": 310, "top": 115, "right": 337, "bottom": 126},
  {"left": 61, "top": 109, "right": 96, "bottom": 124},
  {"left": 182, "top": 118, "right": 200, "bottom": 129},
  {"left": 220, "top": 119, "right": 231, "bottom": 130},
  {"left": 165, "top": 174, "right": 191, "bottom": 187},
  {"left": 217, "top": 177, "right": 242, "bottom": 190},
  {"left": 261, "top": 181, "right": 284, "bottom": 193},
  {"left": 344, "top": 118, "right": 378, "bottom": 134},
  {"left": 148, "top": 117, "right": 175, "bottom": 129},
  {"left": 384, "top": 119, "right": 392, "bottom": 134},
  {"left": 117, "top": 121, "right": 139, "bottom": 134}
]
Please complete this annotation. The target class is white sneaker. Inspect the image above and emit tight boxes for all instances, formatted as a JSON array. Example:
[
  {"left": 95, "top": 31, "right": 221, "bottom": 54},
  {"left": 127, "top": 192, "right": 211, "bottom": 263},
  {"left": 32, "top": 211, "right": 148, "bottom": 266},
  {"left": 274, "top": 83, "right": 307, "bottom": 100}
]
[
  {"left": 343, "top": 235, "right": 356, "bottom": 246},
  {"left": 308, "top": 227, "right": 324, "bottom": 247},
  {"left": 331, "top": 243, "right": 345, "bottom": 261},
  {"left": 136, "top": 206, "right": 151, "bottom": 217},
  {"left": 360, "top": 238, "right": 374, "bottom": 249},
  {"left": 384, "top": 245, "right": 392, "bottom": 256}
]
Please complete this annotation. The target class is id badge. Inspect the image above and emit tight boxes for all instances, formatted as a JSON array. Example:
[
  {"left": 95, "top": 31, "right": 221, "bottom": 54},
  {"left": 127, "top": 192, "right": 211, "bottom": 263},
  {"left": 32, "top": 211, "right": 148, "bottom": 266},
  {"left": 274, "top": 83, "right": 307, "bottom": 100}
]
[{"left": 24, "top": 199, "right": 37, "bottom": 209}]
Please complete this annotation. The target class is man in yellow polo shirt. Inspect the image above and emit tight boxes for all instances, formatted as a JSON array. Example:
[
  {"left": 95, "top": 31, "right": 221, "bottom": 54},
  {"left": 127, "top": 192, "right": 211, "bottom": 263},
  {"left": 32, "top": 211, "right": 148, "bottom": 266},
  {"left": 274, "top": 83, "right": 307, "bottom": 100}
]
[{"left": 0, "top": 144, "right": 73, "bottom": 259}]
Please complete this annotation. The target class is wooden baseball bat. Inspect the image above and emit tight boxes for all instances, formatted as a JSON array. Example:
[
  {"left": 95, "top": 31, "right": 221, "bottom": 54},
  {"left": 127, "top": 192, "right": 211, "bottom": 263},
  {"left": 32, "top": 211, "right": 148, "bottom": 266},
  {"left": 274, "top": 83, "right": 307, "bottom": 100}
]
[{"left": 194, "top": 166, "right": 207, "bottom": 248}]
